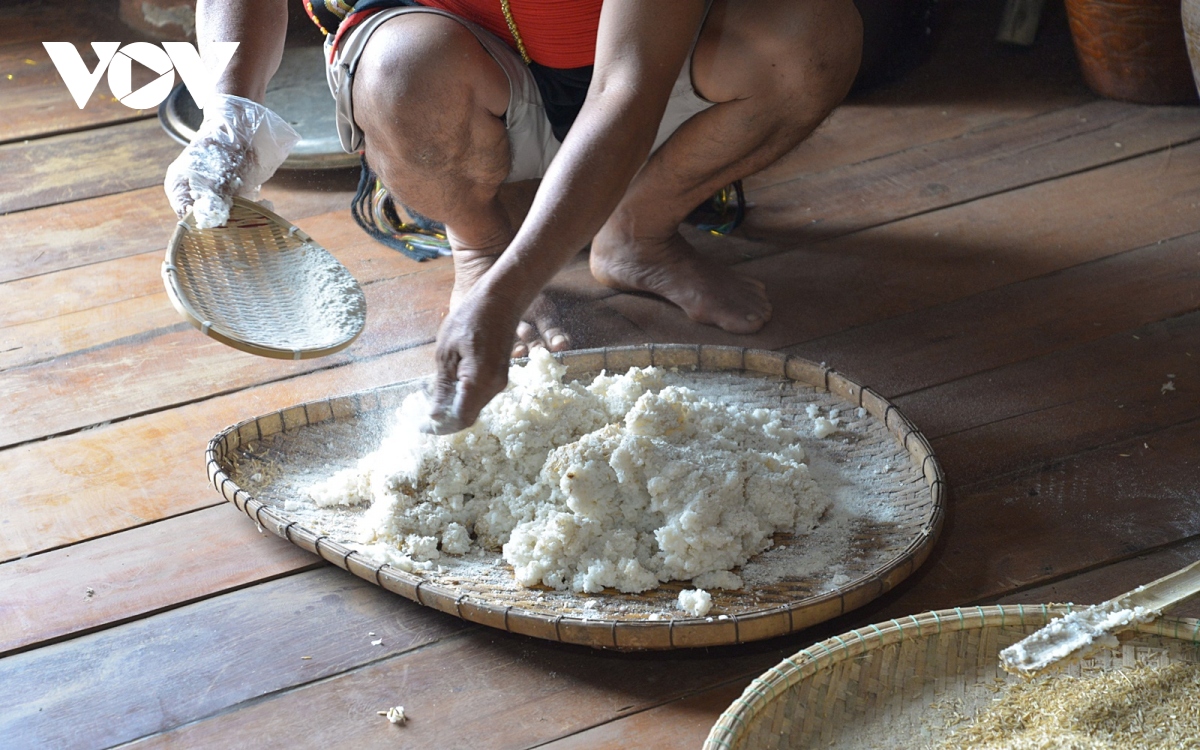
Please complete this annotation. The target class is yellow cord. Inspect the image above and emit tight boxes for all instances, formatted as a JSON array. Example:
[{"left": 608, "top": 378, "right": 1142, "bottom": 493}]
[{"left": 500, "top": 0, "right": 532, "bottom": 64}]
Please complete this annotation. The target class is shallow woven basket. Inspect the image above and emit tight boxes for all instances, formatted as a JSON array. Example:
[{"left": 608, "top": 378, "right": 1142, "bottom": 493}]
[
  {"left": 705, "top": 604, "right": 1200, "bottom": 749},
  {"left": 207, "top": 344, "right": 947, "bottom": 649},
  {"left": 163, "top": 196, "right": 366, "bottom": 360}
]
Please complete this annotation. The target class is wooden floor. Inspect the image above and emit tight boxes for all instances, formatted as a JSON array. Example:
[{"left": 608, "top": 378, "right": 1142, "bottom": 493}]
[{"left": 4, "top": 1, "right": 1200, "bottom": 747}]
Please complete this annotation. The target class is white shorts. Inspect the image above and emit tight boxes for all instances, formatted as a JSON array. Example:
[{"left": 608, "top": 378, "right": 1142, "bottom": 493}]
[{"left": 325, "top": 6, "right": 716, "bottom": 182}]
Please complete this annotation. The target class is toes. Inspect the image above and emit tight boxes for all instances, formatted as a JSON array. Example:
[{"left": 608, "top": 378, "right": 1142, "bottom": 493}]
[
  {"left": 737, "top": 274, "right": 769, "bottom": 301},
  {"left": 513, "top": 320, "right": 538, "bottom": 358},
  {"left": 514, "top": 324, "right": 535, "bottom": 357},
  {"left": 706, "top": 290, "right": 772, "bottom": 334},
  {"left": 542, "top": 328, "right": 570, "bottom": 352},
  {"left": 524, "top": 293, "right": 571, "bottom": 352}
]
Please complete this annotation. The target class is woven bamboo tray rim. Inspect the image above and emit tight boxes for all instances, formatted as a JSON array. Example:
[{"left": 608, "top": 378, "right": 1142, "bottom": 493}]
[
  {"left": 163, "top": 196, "right": 365, "bottom": 360},
  {"left": 207, "top": 344, "right": 947, "bottom": 650},
  {"left": 704, "top": 603, "right": 1200, "bottom": 749}
]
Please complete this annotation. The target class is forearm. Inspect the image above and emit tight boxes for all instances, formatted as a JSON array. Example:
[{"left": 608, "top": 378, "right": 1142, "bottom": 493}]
[
  {"left": 480, "top": 88, "right": 664, "bottom": 314},
  {"left": 197, "top": 0, "right": 289, "bottom": 102},
  {"left": 476, "top": 0, "right": 705, "bottom": 317}
]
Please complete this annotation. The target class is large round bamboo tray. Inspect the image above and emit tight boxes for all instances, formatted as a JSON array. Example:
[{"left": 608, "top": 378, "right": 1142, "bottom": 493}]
[
  {"left": 206, "top": 344, "right": 946, "bottom": 649},
  {"left": 704, "top": 604, "right": 1200, "bottom": 749}
]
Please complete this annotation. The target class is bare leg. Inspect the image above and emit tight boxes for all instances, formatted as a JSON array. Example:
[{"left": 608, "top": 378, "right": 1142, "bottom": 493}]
[
  {"left": 352, "top": 14, "right": 567, "bottom": 355},
  {"left": 590, "top": 0, "right": 863, "bottom": 334}
]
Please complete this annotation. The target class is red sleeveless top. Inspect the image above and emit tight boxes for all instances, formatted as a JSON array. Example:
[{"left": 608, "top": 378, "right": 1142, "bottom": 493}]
[{"left": 420, "top": 0, "right": 604, "bottom": 68}]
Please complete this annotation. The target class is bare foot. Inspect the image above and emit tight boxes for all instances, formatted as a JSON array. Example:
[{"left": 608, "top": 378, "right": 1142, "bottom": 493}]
[
  {"left": 590, "top": 226, "right": 771, "bottom": 335},
  {"left": 450, "top": 247, "right": 570, "bottom": 358}
]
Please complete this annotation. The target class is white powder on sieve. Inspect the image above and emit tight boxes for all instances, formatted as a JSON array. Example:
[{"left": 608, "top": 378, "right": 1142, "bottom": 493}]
[
  {"left": 270, "top": 243, "right": 364, "bottom": 350},
  {"left": 305, "top": 348, "right": 830, "bottom": 595}
]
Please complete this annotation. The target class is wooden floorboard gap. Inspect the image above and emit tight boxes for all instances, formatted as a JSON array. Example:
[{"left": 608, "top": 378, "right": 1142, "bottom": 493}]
[
  {"left": 748, "top": 133, "right": 1200, "bottom": 262},
  {"left": 757, "top": 97, "right": 1102, "bottom": 193},
  {"left": 523, "top": 673, "right": 762, "bottom": 750},
  {"left": 0, "top": 501, "right": 223, "bottom": 567},
  {"left": 0, "top": 561, "right": 325, "bottom": 660},
  {"left": 964, "top": 531, "right": 1200, "bottom": 607},
  {"left": 0, "top": 336, "right": 438, "bottom": 453},
  {"left": 802, "top": 232, "right": 1200, "bottom": 403},
  {"left": 0, "top": 113, "right": 157, "bottom": 150},
  {"left": 950, "top": 411, "right": 1200, "bottom": 494},
  {"left": 107, "top": 626, "right": 482, "bottom": 750}
]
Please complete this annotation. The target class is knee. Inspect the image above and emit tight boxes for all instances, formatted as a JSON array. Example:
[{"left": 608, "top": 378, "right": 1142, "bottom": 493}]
[
  {"left": 701, "top": 0, "right": 863, "bottom": 118},
  {"left": 352, "top": 14, "right": 510, "bottom": 181},
  {"left": 780, "top": 0, "right": 863, "bottom": 111}
]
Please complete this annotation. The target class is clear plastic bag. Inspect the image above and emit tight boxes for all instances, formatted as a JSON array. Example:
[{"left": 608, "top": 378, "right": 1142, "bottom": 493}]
[{"left": 164, "top": 94, "right": 300, "bottom": 228}]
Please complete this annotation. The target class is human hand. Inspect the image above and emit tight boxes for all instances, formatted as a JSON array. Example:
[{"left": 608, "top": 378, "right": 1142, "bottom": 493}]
[
  {"left": 424, "top": 285, "right": 524, "bottom": 435},
  {"left": 164, "top": 94, "right": 299, "bottom": 228}
]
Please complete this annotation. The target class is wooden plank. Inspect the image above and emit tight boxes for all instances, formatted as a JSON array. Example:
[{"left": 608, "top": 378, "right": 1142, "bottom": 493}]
[
  {"left": 0, "top": 253, "right": 623, "bottom": 371},
  {"left": 785, "top": 226, "right": 1200, "bottom": 400},
  {"left": 0, "top": 247, "right": 633, "bottom": 449},
  {"left": 744, "top": 100, "right": 1200, "bottom": 243},
  {"left": 0, "top": 504, "right": 319, "bottom": 656},
  {"left": 0, "top": 177, "right": 359, "bottom": 285},
  {"left": 0, "top": 342, "right": 435, "bottom": 562},
  {"left": 997, "top": 537, "right": 1200, "bottom": 619},
  {"left": 579, "top": 97, "right": 1171, "bottom": 286},
  {"left": 0, "top": 3, "right": 124, "bottom": 48},
  {"left": 0, "top": 4, "right": 160, "bottom": 143},
  {"left": 121, "top": 627, "right": 784, "bottom": 750},
  {"left": 0, "top": 567, "right": 469, "bottom": 750},
  {"left": 745, "top": 0, "right": 1090, "bottom": 190},
  {"left": 0, "top": 118, "right": 183, "bottom": 214},
  {"left": 610, "top": 140, "right": 1200, "bottom": 351},
  {"left": 0, "top": 214, "right": 430, "bottom": 367},
  {"left": 866, "top": 418, "right": 1200, "bottom": 618},
  {"left": 1, "top": 292, "right": 181, "bottom": 370},
  {"left": 908, "top": 310, "right": 1200, "bottom": 486},
  {"left": 0, "top": 262, "right": 451, "bottom": 448},
  {"left": 539, "top": 681, "right": 748, "bottom": 750},
  {"left": 0, "top": 201, "right": 404, "bottom": 329},
  {"left": 3, "top": 249, "right": 182, "bottom": 329}
]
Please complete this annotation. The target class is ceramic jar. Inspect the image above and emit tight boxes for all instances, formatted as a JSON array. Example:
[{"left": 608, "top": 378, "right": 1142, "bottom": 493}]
[
  {"left": 1183, "top": 0, "right": 1200, "bottom": 98},
  {"left": 1064, "top": 0, "right": 1196, "bottom": 104}
]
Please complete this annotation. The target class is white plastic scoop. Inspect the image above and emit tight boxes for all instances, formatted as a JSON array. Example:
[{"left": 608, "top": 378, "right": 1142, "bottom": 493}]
[{"left": 1000, "top": 557, "right": 1200, "bottom": 677}]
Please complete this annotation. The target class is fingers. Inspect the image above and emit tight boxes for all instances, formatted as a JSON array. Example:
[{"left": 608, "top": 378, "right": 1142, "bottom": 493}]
[
  {"left": 425, "top": 348, "right": 463, "bottom": 434},
  {"left": 444, "top": 374, "right": 503, "bottom": 433},
  {"left": 164, "top": 132, "right": 249, "bottom": 226},
  {"left": 424, "top": 340, "right": 508, "bottom": 435},
  {"left": 166, "top": 172, "right": 194, "bottom": 219}
]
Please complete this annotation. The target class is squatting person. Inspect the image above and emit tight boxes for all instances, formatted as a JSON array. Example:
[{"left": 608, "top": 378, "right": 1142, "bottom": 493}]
[{"left": 166, "top": 0, "right": 863, "bottom": 432}]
